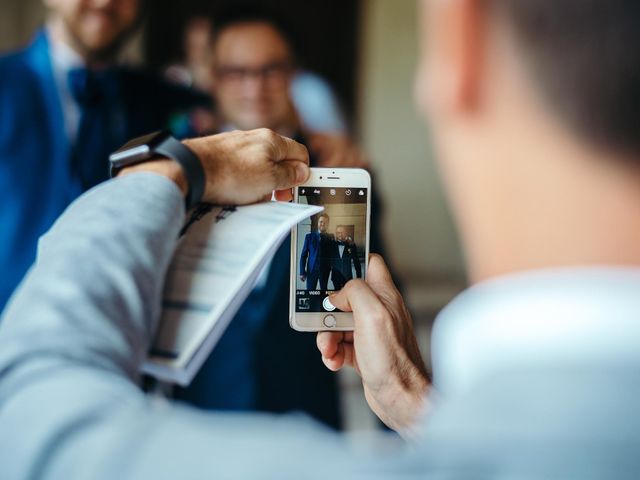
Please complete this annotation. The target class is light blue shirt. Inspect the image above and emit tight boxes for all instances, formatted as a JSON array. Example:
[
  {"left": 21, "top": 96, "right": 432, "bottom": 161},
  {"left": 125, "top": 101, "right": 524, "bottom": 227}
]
[{"left": 1, "top": 172, "right": 640, "bottom": 478}]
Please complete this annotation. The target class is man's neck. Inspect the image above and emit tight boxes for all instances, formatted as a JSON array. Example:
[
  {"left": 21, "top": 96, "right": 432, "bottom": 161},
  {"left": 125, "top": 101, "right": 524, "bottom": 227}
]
[
  {"left": 463, "top": 137, "right": 640, "bottom": 283},
  {"left": 47, "top": 18, "right": 116, "bottom": 69}
]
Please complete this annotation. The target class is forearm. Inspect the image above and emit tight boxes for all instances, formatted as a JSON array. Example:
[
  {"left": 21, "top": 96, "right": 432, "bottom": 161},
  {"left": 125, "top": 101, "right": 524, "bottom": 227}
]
[
  {"left": 0, "top": 173, "right": 185, "bottom": 379},
  {"left": 0, "top": 173, "right": 185, "bottom": 476}
]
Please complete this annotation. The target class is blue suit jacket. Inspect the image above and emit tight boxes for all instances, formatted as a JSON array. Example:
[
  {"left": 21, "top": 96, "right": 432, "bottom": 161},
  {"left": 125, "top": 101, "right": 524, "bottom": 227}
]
[
  {"left": 0, "top": 31, "right": 208, "bottom": 311},
  {"left": 300, "top": 231, "right": 321, "bottom": 275},
  {"left": 175, "top": 235, "right": 342, "bottom": 428},
  {"left": 299, "top": 231, "right": 336, "bottom": 276}
]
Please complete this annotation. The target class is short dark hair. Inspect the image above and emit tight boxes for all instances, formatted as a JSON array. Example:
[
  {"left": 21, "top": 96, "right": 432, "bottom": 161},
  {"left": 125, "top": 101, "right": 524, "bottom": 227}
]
[
  {"left": 212, "top": 4, "right": 299, "bottom": 61},
  {"left": 495, "top": 0, "right": 640, "bottom": 153},
  {"left": 318, "top": 213, "right": 330, "bottom": 222}
]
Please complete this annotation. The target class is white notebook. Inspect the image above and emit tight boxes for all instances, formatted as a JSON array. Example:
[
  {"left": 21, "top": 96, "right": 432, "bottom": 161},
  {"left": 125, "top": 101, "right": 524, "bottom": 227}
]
[{"left": 142, "top": 201, "right": 323, "bottom": 385}]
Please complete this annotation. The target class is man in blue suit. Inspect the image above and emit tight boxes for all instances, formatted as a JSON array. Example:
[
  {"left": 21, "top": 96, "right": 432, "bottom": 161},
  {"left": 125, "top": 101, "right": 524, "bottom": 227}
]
[
  {"left": 299, "top": 213, "right": 335, "bottom": 291},
  {"left": 0, "top": 0, "right": 207, "bottom": 311}
]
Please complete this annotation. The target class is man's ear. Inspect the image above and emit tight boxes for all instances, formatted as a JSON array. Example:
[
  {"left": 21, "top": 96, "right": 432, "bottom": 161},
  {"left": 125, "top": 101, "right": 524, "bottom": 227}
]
[{"left": 419, "top": 0, "right": 486, "bottom": 116}]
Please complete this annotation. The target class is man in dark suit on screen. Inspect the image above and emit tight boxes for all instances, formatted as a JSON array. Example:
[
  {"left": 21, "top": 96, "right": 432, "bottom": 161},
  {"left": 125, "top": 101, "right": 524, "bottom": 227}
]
[
  {"left": 330, "top": 225, "right": 362, "bottom": 290},
  {"left": 300, "top": 213, "right": 335, "bottom": 290}
]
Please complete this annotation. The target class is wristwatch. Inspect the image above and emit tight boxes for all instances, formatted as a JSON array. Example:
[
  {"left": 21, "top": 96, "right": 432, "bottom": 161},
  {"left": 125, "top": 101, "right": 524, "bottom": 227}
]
[{"left": 109, "top": 130, "right": 205, "bottom": 210}]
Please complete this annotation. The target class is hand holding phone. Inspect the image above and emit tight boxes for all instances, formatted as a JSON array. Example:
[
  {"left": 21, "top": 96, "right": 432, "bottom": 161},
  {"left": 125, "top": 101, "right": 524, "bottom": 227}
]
[
  {"left": 316, "top": 254, "right": 430, "bottom": 434},
  {"left": 290, "top": 168, "right": 371, "bottom": 331}
]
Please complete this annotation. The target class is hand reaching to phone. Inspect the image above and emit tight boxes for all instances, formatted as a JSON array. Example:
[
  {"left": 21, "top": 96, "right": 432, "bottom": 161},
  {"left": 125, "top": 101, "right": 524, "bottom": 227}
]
[
  {"left": 120, "top": 129, "right": 309, "bottom": 205},
  {"left": 316, "top": 254, "right": 430, "bottom": 434}
]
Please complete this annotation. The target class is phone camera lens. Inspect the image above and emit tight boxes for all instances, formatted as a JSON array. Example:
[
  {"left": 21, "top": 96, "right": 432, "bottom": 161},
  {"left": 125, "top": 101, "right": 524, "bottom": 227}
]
[{"left": 320, "top": 176, "right": 323, "bottom": 179}]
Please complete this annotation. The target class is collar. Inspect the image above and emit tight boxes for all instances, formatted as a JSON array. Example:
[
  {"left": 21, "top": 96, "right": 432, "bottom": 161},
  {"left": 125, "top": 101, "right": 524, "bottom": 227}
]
[
  {"left": 431, "top": 267, "right": 640, "bottom": 398},
  {"left": 44, "top": 27, "right": 86, "bottom": 142},
  {"left": 46, "top": 27, "right": 85, "bottom": 76}
]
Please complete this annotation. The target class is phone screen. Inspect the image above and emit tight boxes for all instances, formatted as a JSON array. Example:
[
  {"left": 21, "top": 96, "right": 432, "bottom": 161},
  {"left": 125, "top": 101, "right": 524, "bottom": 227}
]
[{"left": 294, "top": 186, "right": 369, "bottom": 313}]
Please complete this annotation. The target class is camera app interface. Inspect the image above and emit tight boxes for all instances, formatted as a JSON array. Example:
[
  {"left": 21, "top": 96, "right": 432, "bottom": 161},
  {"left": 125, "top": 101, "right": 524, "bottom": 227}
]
[{"left": 295, "top": 186, "right": 368, "bottom": 313}]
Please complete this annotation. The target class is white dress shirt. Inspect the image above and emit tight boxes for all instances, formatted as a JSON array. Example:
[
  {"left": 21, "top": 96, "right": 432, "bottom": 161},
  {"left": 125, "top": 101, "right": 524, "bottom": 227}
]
[
  {"left": 47, "top": 29, "right": 85, "bottom": 144},
  {"left": 432, "top": 267, "right": 640, "bottom": 399}
]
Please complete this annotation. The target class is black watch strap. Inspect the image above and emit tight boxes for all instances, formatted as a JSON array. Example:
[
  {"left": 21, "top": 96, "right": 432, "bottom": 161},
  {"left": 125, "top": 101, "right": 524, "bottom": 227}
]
[
  {"left": 110, "top": 131, "right": 205, "bottom": 210},
  {"left": 154, "top": 136, "right": 205, "bottom": 210}
]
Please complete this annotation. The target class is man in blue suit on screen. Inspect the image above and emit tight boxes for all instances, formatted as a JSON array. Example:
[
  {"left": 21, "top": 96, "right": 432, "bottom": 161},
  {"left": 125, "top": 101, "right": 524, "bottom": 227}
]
[
  {"left": 300, "top": 213, "right": 335, "bottom": 290},
  {"left": 0, "top": 0, "right": 207, "bottom": 311}
]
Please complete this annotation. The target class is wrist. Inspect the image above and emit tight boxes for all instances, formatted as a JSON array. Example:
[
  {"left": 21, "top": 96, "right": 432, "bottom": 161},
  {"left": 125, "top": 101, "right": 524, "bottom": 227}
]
[
  {"left": 182, "top": 138, "right": 214, "bottom": 199},
  {"left": 377, "top": 362, "right": 430, "bottom": 434},
  {"left": 118, "top": 158, "right": 189, "bottom": 197},
  {"left": 110, "top": 132, "right": 205, "bottom": 209}
]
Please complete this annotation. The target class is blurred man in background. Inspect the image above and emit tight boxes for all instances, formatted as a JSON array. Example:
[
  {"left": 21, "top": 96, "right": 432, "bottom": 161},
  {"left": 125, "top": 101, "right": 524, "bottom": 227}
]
[
  {"left": 165, "top": 11, "right": 348, "bottom": 137},
  {"left": 0, "top": 0, "right": 206, "bottom": 311}
]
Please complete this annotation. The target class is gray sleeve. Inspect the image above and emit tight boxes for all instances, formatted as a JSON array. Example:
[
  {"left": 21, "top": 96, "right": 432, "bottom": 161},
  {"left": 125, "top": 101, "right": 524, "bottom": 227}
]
[{"left": 0, "top": 173, "right": 361, "bottom": 480}]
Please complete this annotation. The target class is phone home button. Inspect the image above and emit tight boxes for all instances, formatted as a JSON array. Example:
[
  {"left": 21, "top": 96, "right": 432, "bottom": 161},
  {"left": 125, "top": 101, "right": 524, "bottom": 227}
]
[{"left": 323, "top": 315, "right": 337, "bottom": 328}]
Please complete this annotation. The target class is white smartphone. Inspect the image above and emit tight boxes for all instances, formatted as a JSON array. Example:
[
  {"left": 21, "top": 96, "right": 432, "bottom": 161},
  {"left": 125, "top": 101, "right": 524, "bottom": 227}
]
[{"left": 290, "top": 167, "right": 371, "bottom": 331}]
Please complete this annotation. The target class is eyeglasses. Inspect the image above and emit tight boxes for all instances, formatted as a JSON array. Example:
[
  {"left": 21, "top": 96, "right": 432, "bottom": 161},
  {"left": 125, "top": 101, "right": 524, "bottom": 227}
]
[{"left": 215, "top": 61, "right": 293, "bottom": 88}]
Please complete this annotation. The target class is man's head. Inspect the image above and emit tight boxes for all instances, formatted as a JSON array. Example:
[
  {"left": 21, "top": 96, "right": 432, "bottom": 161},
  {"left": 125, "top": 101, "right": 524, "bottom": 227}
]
[
  {"left": 416, "top": 0, "right": 640, "bottom": 281},
  {"left": 211, "top": 7, "right": 297, "bottom": 132},
  {"left": 317, "top": 214, "right": 330, "bottom": 233},
  {"left": 45, "top": 0, "right": 141, "bottom": 62},
  {"left": 335, "top": 226, "right": 347, "bottom": 242}
]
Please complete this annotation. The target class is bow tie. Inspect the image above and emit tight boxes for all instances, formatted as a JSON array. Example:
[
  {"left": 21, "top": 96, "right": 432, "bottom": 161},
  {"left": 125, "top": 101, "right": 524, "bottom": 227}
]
[
  {"left": 68, "top": 67, "right": 121, "bottom": 106},
  {"left": 337, "top": 241, "right": 346, "bottom": 246}
]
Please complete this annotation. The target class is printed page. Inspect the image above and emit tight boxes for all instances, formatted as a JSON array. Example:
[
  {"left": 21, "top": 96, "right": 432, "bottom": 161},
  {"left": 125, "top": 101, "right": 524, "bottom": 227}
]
[{"left": 142, "top": 201, "right": 323, "bottom": 385}]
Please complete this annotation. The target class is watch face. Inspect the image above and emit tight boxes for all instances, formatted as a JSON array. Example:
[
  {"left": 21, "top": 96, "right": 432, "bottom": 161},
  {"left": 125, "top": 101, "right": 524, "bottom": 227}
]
[
  {"left": 113, "top": 131, "right": 168, "bottom": 154},
  {"left": 110, "top": 130, "right": 170, "bottom": 167}
]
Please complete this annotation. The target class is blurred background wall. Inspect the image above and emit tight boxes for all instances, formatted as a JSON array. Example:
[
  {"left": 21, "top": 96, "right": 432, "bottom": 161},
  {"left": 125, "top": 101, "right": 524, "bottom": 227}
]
[
  {"left": 0, "top": 0, "right": 45, "bottom": 49},
  {"left": 359, "top": 0, "right": 464, "bottom": 283}
]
